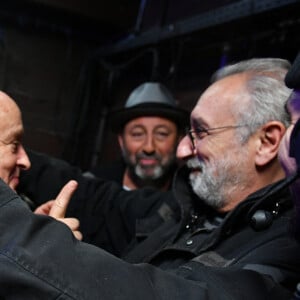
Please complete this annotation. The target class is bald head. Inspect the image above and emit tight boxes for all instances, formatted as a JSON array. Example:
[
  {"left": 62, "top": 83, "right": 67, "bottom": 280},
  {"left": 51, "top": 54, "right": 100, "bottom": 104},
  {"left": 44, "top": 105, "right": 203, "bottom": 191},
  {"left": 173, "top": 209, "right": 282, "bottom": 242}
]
[
  {"left": 0, "top": 90, "right": 21, "bottom": 114},
  {"left": 0, "top": 91, "right": 30, "bottom": 190},
  {"left": 0, "top": 90, "right": 17, "bottom": 104}
]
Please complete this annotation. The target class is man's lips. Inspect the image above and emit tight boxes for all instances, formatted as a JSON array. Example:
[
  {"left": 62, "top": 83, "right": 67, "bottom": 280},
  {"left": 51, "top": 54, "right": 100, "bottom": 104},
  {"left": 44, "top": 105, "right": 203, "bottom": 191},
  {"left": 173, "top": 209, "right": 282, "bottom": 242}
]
[
  {"left": 189, "top": 166, "right": 202, "bottom": 173},
  {"left": 139, "top": 158, "right": 159, "bottom": 166}
]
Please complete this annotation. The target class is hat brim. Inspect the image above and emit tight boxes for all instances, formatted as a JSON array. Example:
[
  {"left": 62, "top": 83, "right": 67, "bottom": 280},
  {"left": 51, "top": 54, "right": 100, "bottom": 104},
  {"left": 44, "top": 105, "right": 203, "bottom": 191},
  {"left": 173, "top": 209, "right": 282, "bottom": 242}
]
[{"left": 109, "top": 103, "right": 190, "bottom": 133}]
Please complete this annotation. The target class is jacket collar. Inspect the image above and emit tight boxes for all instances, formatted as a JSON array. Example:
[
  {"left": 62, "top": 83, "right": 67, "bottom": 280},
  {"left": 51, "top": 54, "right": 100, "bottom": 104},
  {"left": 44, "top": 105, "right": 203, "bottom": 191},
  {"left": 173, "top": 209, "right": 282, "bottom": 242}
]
[{"left": 172, "top": 168, "right": 295, "bottom": 242}]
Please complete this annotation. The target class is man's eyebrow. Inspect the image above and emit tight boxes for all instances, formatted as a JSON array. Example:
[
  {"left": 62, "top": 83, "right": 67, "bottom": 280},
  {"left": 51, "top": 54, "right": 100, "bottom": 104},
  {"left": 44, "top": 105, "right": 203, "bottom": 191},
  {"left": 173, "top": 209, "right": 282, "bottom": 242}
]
[
  {"left": 191, "top": 117, "right": 208, "bottom": 128},
  {"left": 129, "top": 124, "right": 145, "bottom": 130},
  {"left": 154, "top": 125, "right": 172, "bottom": 130},
  {"left": 6, "top": 128, "right": 24, "bottom": 141}
]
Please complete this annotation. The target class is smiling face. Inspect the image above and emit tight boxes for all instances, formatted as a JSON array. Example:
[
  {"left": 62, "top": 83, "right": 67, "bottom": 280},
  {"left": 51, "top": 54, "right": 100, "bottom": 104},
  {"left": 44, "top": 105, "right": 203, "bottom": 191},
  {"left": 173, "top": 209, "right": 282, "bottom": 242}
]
[
  {"left": 0, "top": 92, "right": 31, "bottom": 190},
  {"left": 177, "top": 74, "right": 260, "bottom": 211},
  {"left": 119, "top": 116, "right": 179, "bottom": 186}
]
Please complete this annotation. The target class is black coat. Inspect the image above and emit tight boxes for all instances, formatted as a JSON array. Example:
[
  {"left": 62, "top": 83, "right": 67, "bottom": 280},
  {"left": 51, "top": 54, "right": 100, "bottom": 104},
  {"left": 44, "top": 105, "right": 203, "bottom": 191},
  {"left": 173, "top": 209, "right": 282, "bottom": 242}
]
[
  {"left": 88, "top": 158, "right": 126, "bottom": 185},
  {"left": 14, "top": 150, "right": 300, "bottom": 299},
  {"left": 18, "top": 150, "right": 180, "bottom": 256}
]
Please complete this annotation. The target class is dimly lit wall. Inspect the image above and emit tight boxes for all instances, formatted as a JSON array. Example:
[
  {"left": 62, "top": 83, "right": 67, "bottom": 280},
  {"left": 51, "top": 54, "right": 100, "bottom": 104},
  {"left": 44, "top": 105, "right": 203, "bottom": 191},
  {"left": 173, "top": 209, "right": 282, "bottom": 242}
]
[
  {"left": 0, "top": 0, "right": 299, "bottom": 171},
  {"left": 0, "top": 22, "right": 97, "bottom": 158}
]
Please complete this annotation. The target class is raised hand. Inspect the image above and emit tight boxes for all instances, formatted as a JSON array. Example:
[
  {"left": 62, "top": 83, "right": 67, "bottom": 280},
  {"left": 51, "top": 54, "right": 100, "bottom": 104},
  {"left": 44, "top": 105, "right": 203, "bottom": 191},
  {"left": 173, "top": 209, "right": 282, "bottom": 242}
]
[{"left": 34, "top": 180, "right": 82, "bottom": 240}]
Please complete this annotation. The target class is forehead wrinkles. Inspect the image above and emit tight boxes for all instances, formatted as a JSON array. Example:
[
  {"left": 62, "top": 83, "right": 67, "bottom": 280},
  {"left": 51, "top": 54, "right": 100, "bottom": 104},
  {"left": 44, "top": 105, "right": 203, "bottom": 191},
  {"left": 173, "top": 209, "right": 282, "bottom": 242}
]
[
  {"left": 125, "top": 117, "right": 176, "bottom": 131},
  {"left": 0, "top": 97, "right": 23, "bottom": 137},
  {"left": 0, "top": 93, "right": 21, "bottom": 116},
  {"left": 191, "top": 74, "right": 249, "bottom": 125}
]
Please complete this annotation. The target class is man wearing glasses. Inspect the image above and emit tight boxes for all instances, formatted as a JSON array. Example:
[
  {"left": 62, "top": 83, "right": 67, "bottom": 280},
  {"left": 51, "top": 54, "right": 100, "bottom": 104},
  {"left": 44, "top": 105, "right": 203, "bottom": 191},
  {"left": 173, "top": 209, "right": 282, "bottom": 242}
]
[{"left": 4, "top": 57, "right": 300, "bottom": 298}]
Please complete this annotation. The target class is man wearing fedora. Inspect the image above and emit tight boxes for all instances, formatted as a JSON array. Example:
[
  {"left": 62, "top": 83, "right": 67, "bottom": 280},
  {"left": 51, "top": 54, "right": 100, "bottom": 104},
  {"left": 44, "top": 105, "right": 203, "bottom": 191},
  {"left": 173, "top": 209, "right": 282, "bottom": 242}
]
[
  {"left": 89, "top": 82, "right": 189, "bottom": 191},
  {"left": 17, "top": 82, "right": 189, "bottom": 256}
]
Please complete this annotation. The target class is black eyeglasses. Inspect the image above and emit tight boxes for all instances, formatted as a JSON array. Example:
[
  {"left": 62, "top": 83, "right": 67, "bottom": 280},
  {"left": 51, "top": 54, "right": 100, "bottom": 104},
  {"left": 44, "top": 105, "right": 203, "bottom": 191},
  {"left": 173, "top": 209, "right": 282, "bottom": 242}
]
[{"left": 187, "top": 124, "right": 250, "bottom": 148}]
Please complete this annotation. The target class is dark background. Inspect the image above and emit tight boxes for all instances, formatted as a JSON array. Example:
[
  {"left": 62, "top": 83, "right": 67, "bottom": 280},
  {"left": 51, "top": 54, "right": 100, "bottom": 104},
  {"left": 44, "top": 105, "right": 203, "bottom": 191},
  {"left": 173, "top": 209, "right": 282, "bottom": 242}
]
[{"left": 0, "top": 0, "right": 299, "bottom": 170}]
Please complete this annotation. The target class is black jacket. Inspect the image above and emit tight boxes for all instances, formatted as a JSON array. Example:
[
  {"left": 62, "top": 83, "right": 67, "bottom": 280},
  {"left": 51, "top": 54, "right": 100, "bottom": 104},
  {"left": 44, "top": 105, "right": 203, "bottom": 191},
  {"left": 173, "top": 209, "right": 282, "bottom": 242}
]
[
  {"left": 88, "top": 158, "right": 126, "bottom": 185},
  {"left": 15, "top": 150, "right": 300, "bottom": 299},
  {"left": 18, "top": 150, "right": 180, "bottom": 256}
]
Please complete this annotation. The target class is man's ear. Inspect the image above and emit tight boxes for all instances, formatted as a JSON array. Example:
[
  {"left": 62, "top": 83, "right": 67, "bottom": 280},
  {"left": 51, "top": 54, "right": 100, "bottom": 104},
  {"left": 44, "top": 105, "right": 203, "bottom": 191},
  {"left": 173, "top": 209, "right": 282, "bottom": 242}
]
[{"left": 255, "top": 121, "right": 286, "bottom": 166}]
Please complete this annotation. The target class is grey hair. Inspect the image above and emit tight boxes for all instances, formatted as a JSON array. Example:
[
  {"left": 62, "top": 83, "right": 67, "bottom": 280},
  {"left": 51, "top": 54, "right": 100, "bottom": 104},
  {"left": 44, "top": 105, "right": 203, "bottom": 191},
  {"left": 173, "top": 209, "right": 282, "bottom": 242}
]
[{"left": 212, "top": 58, "right": 292, "bottom": 143}]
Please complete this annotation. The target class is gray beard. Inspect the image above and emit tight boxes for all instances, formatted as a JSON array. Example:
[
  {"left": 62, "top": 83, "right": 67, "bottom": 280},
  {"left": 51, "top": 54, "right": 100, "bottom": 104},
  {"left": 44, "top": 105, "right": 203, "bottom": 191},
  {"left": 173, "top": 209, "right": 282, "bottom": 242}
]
[
  {"left": 134, "top": 164, "right": 163, "bottom": 180},
  {"left": 121, "top": 147, "right": 177, "bottom": 182},
  {"left": 187, "top": 147, "right": 250, "bottom": 210}
]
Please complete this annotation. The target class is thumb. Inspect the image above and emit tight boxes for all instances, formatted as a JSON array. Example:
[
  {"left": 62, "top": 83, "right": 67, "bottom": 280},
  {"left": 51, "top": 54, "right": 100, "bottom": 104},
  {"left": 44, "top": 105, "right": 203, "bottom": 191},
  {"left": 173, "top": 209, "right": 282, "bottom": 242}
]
[{"left": 49, "top": 180, "right": 78, "bottom": 219}]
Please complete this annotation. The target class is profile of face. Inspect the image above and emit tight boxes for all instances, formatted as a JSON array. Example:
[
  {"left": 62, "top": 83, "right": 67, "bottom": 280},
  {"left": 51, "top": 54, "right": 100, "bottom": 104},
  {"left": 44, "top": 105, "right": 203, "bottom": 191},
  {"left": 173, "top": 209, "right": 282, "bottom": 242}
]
[
  {"left": 119, "top": 116, "right": 179, "bottom": 182},
  {"left": 278, "top": 90, "right": 300, "bottom": 176},
  {"left": 177, "top": 74, "right": 257, "bottom": 211},
  {"left": 0, "top": 92, "right": 31, "bottom": 190}
]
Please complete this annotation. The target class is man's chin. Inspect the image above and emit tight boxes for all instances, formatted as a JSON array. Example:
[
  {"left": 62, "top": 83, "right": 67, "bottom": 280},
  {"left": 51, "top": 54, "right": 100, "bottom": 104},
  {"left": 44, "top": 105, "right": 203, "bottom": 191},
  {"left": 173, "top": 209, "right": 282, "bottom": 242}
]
[
  {"left": 137, "top": 173, "right": 159, "bottom": 180},
  {"left": 136, "top": 165, "right": 163, "bottom": 179},
  {"left": 8, "top": 178, "right": 19, "bottom": 191}
]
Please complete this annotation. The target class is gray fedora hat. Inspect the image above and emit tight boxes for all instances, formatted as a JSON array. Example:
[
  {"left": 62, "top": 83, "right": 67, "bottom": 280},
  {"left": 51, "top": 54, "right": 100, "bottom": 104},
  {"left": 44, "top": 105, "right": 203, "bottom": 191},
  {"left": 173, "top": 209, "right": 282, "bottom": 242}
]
[
  {"left": 285, "top": 51, "right": 300, "bottom": 89},
  {"left": 109, "top": 82, "right": 189, "bottom": 133}
]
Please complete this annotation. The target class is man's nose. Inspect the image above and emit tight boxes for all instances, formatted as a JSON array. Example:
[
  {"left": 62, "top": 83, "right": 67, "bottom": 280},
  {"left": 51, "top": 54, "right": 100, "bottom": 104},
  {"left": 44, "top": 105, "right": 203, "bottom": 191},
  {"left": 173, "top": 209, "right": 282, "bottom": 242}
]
[
  {"left": 17, "top": 145, "right": 31, "bottom": 170},
  {"left": 176, "top": 135, "right": 196, "bottom": 160},
  {"left": 142, "top": 135, "right": 156, "bottom": 154}
]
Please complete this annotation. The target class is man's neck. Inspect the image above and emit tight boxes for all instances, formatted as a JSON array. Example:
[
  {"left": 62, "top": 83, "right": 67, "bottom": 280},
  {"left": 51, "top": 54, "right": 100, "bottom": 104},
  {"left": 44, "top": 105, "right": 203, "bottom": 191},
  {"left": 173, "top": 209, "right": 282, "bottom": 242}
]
[
  {"left": 218, "top": 165, "right": 286, "bottom": 213},
  {"left": 123, "top": 169, "right": 171, "bottom": 191}
]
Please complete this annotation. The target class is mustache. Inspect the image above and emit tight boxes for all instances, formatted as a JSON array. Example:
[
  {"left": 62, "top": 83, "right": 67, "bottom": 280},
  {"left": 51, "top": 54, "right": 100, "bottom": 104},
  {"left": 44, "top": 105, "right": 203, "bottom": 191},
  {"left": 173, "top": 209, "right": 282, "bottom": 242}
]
[
  {"left": 136, "top": 153, "right": 161, "bottom": 161},
  {"left": 186, "top": 157, "right": 203, "bottom": 169}
]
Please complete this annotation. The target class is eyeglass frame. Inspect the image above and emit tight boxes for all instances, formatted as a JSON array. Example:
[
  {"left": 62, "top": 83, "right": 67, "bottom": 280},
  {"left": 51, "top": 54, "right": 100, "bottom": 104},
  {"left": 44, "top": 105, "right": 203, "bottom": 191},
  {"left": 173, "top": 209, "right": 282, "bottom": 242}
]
[{"left": 187, "top": 124, "right": 251, "bottom": 148}]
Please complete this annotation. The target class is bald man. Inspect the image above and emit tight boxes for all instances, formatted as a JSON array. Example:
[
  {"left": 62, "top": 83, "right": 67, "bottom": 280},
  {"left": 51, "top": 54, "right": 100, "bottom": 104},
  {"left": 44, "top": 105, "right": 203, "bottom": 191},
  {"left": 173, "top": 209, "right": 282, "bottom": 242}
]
[{"left": 0, "top": 91, "right": 81, "bottom": 239}]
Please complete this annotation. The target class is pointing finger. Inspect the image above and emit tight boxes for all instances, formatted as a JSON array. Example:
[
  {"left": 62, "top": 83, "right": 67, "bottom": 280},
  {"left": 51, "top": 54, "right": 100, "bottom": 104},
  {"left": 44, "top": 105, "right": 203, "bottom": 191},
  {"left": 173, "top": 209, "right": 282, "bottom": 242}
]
[{"left": 49, "top": 180, "right": 78, "bottom": 219}]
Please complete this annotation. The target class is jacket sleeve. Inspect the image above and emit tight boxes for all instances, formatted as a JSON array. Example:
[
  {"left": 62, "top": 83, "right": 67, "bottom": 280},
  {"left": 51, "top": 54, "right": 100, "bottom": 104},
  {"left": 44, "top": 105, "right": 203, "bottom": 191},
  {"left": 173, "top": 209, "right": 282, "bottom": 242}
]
[
  {"left": 17, "top": 149, "right": 177, "bottom": 256},
  {"left": 0, "top": 180, "right": 293, "bottom": 300}
]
